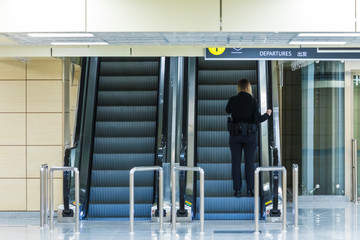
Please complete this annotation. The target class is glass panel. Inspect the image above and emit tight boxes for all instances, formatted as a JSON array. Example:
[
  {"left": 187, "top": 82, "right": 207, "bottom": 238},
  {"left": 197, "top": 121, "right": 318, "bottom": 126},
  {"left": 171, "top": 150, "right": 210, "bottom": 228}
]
[
  {"left": 302, "top": 61, "right": 345, "bottom": 195},
  {"left": 354, "top": 73, "right": 360, "bottom": 199}
]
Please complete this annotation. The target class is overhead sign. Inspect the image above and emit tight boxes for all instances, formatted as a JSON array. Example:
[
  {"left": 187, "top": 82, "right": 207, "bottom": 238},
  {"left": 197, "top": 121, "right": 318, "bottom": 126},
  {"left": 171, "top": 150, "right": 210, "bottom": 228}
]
[{"left": 205, "top": 48, "right": 360, "bottom": 60}]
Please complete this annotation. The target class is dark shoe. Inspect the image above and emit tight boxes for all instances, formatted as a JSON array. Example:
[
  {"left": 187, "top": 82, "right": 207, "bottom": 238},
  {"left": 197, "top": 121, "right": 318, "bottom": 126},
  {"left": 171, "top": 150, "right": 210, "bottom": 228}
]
[
  {"left": 247, "top": 189, "right": 254, "bottom": 197},
  {"left": 234, "top": 189, "right": 241, "bottom": 197}
]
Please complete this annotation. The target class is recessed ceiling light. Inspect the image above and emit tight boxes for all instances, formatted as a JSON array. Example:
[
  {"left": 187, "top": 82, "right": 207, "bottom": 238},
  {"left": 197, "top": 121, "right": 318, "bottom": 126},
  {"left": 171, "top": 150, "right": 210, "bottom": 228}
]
[
  {"left": 51, "top": 42, "right": 108, "bottom": 46},
  {"left": 298, "top": 33, "right": 360, "bottom": 37},
  {"left": 289, "top": 41, "right": 346, "bottom": 45},
  {"left": 28, "top": 33, "right": 94, "bottom": 38}
]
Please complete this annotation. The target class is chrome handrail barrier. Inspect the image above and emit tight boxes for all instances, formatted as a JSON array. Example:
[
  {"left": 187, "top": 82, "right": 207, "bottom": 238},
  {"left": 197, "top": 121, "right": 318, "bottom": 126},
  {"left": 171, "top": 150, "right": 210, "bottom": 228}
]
[
  {"left": 49, "top": 167, "right": 79, "bottom": 233},
  {"left": 292, "top": 164, "right": 299, "bottom": 229},
  {"left": 353, "top": 139, "right": 358, "bottom": 202},
  {"left": 40, "top": 164, "right": 48, "bottom": 228},
  {"left": 130, "top": 166, "right": 163, "bottom": 233},
  {"left": 172, "top": 166, "right": 204, "bottom": 234},
  {"left": 255, "top": 166, "right": 287, "bottom": 233}
]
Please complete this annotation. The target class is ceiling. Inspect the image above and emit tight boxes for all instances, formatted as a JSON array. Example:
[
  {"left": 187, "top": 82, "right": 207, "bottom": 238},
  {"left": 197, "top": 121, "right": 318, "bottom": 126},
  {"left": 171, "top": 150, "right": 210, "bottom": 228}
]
[{"left": 2, "top": 32, "right": 360, "bottom": 47}]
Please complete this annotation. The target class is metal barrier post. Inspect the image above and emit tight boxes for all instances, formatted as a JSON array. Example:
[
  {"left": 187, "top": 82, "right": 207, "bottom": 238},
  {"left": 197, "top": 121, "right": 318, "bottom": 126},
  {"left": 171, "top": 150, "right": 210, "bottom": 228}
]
[
  {"left": 353, "top": 139, "right": 358, "bottom": 202},
  {"left": 49, "top": 167, "right": 80, "bottom": 233},
  {"left": 129, "top": 166, "right": 163, "bottom": 233},
  {"left": 292, "top": 164, "right": 299, "bottom": 229},
  {"left": 254, "top": 166, "right": 287, "bottom": 233},
  {"left": 40, "top": 164, "right": 48, "bottom": 228},
  {"left": 172, "top": 166, "right": 204, "bottom": 234}
]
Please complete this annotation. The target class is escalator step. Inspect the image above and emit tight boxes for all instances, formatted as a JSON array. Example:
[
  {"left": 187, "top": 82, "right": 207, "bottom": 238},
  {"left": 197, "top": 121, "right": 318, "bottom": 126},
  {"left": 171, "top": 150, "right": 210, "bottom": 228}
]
[
  {"left": 197, "top": 100, "right": 228, "bottom": 115},
  {"left": 97, "top": 91, "right": 158, "bottom": 106},
  {"left": 91, "top": 170, "right": 154, "bottom": 187},
  {"left": 95, "top": 122, "right": 156, "bottom": 138},
  {"left": 198, "top": 70, "right": 257, "bottom": 85},
  {"left": 93, "top": 137, "right": 155, "bottom": 153},
  {"left": 92, "top": 153, "right": 154, "bottom": 170},
  {"left": 96, "top": 106, "right": 157, "bottom": 121},
  {"left": 196, "top": 179, "right": 247, "bottom": 197},
  {"left": 196, "top": 197, "right": 254, "bottom": 213},
  {"left": 87, "top": 203, "right": 152, "bottom": 218},
  {"left": 196, "top": 213, "right": 255, "bottom": 220},
  {"left": 99, "top": 76, "right": 158, "bottom": 91},
  {"left": 90, "top": 186, "right": 153, "bottom": 203},
  {"left": 197, "top": 116, "right": 228, "bottom": 131},
  {"left": 197, "top": 131, "right": 229, "bottom": 147},
  {"left": 100, "top": 61, "right": 159, "bottom": 76},
  {"left": 197, "top": 147, "right": 231, "bottom": 163},
  {"left": 197, "top": 162, "right": 260, "bottom": 180},
  {"left": 198, "top": 85, "right": 238, "bottom": 100},
  {"left": 198, "top": 59, "right": 257, "bottom": 70}
]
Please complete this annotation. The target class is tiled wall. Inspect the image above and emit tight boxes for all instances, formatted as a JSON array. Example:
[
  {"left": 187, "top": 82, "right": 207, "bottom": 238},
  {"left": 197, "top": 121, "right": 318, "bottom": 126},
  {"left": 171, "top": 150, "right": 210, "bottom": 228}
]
[{"left": 0, "top": 58, "right": 64, "bottom": 211}]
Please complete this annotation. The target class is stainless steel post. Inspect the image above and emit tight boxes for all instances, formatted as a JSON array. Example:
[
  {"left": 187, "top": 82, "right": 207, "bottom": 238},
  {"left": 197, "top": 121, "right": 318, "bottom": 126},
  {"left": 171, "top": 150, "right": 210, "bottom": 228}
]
[
  {"left": 129, "top": 166, "right": 163, "bottom": 233},
  {"left": 129, "top": 168, "right": 135, "bottom": 233},
  {"left": 292, "top": 164, "right": 299, "bottom": 229},
  {"left": 254, "top": 166, "right": 287, "bottom": 233},
  {"left": 353, "top": 139, "right": 358, "bottom": 202},
  {"left": 75, "top": 169, "right": 80, "bottom": 233},
  {"left": 254, "top": 169, "right": 260, "bottom": 233},
  {"left": 172, "top": 166, "right": 204, "bottom": 234},
  {"left": 40, "top": 164, "right": 48, "bottom": 228},
  {"left": 282, "top": 169, "right": 287, "bottom": 232},
  {"left": 49, "top": 167, "right": 79, "bottom": 233},
  {"left": 49, "top": 168, "right": 54, "bottom": 230}
]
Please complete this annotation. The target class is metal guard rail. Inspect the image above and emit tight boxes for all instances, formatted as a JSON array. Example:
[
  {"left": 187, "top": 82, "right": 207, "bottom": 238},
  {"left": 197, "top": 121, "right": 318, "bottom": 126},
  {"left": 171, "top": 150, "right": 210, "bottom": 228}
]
[
  {"left": 254, "top": 166, "right": 287, "bottom": 233},
  {"left": 172, "top": 166, "right": 204, "bottom": 234},
  {"left": 129, "top": 166, "right": 163, "bottom": 233}
]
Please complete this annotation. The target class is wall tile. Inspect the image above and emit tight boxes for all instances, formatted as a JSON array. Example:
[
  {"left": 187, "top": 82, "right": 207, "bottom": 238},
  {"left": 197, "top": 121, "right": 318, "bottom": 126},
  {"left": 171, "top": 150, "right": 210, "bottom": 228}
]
[
  {"left": 27, "top": 146, "right": 63, "bottom": 178},
  {"left": 0, "top": 81, "right": 25, "bottom": 112},
  {"left": 27, "top": 113, "right": 63, "bottom": 145},
  {"left": 0, "top": 146, "right": 26, "bottom": 178},
  {"left": 0, "top": 113, "right": 26, "bottom": 145},
  {"left": 27, "top": 60, "right": 63, "bottom": 80},
  {"left": 27, "top": 81, "right": 63, "bottom": 112},
  {"left": 0, "top": 60, "right": 26, "bottom": 80},
  {"left": 27, "top": 178, "right": 63, "bottom": 211},
  {"left": 0, "top": 179, "right": 26, "bottom": 210}
]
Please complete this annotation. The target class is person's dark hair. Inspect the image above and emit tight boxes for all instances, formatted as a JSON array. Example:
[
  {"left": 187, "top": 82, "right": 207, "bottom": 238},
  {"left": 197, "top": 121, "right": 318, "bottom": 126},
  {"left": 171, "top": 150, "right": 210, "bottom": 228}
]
[{"left": 237, "top": 79, "right": 252, "bottom": 95}]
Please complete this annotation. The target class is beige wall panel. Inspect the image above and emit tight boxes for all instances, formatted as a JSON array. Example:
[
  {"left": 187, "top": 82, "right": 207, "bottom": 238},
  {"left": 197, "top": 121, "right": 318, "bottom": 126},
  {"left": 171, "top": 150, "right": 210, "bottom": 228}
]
[
  {"left": 27, "top": 146, "right": 63, "bottom": 178},
  {"left": 132, "top": 46, "right": 205, "bottom": 56},
  {"left": 27, "top": 179, "right": 62, "bottom": 211},
  {"left": 87, "top": 0, "right": 220, "bottom": 32},
  {"left": 0, "top": 113, "right": 26, "bottom": 145},
  {"left": 0, "top": 48, "right": 51, "bottom": 57},
  {"left": 52, "top": 46, "right": 131, "bottom": 57},
  {"left": 0, "top": 0, "right": 85, "bottom": 32},
  {"left": 70, "top": 111, "right": 75, "bottom": 136},
  {"left": 27, "top": 113, "right": 63, "bottom": 145},
  {"left": 0, "top": 61, "right": 25, "bottom": 80},
  {"left": 27, "top": 81, "right": 63, "bottom": 112},
  {"left": 27, "top": 60, "right": 63, "bottom": 80},
  {"left": 0, "top": 179, "right": 26, "bottom": 210},
  {"left": 0, "top": 146, "right": 26, "bottom": 178},
  {"left": 0, "top": 81, "right": 25, "bottom": 112},
  {"left": 222, "top": 0, "right": 355, "bottom": 32}
]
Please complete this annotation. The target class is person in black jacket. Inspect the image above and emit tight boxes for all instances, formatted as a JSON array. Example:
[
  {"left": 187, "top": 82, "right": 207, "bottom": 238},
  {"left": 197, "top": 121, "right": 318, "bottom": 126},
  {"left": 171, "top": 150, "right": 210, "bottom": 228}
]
[{"left": 226, "top": 79, "right": 272, "bottom": 197}]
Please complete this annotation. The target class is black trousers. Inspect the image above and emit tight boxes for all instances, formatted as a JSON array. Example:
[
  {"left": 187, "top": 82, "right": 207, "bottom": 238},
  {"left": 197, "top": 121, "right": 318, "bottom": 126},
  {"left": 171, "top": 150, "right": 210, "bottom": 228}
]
[{"left": 229, "top": 134, "right": 257, "bottom": 191}]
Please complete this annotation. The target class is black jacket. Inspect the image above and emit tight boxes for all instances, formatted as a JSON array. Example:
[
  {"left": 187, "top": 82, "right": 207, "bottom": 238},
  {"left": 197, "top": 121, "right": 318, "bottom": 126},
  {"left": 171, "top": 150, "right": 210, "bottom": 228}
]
[{"left": 225, "top": 92, "right": 269, "bottom": 124}]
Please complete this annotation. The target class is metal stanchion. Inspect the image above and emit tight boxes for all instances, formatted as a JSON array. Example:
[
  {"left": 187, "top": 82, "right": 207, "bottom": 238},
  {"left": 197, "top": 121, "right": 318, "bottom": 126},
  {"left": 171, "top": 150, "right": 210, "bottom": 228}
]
[
  {"left": 292, "top": 164, "right": 299, "bottom": 229},
  {"left": 49, "top": 167, "right": 80, "bottom": 233},
  {"left": 353, "top": 139, "right": 358, "bottom": 202},
  {"left": 40, "top": 164, "right": 48, "bottom": 228},
  {"left": 254, "top": 166, "right": 287, "bottom": 233},
  {"left": 172, "top": 166, "right": 205, "bottom": 234},
  {"left": 129, "top": 166, "right": 163, "bottom": 233}
]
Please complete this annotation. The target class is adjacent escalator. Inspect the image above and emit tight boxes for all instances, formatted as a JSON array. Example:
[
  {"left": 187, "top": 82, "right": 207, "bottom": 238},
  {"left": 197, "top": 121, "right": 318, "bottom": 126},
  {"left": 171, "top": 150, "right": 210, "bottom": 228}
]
[{"left": 76, "top": 57, "right": 161, "bottom": 220}]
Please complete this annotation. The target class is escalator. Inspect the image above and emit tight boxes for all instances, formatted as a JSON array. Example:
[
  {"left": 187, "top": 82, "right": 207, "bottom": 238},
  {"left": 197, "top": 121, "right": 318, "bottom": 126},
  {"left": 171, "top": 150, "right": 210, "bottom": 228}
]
[
  {"left": 73, "top": 57, "right": 162, "bottom": 220},
  {"left": 195, "top": 58, "right": 264, "bottom": 220}
]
